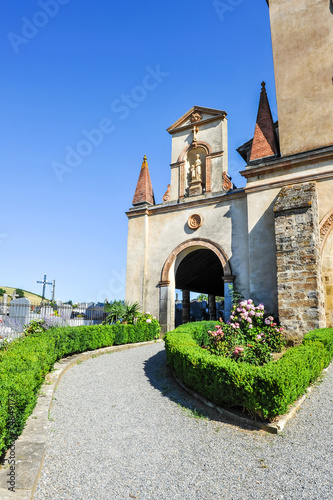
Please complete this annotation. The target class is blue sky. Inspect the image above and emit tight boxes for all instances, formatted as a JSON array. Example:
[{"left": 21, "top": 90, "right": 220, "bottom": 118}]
[{"left": 0, "top": 0, "right": 276, "bottom": 303}]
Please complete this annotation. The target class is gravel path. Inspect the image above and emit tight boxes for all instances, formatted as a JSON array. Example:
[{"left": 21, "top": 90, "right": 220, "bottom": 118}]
[{"left": 34, "top": 343, "right": 333, "bottom": 500}]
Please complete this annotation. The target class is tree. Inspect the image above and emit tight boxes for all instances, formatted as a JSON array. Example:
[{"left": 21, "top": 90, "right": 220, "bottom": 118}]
[
  {"left": 103, "top": 301, "right": 141, "bottom": 325},
  {"left": 15, "top": 289, "right": 25, "bottom": 298},
  {"left": 0, "top": 288, "right": 6, "bottom": 297},
  {"left": 195, "top": 294, "right": 208, "bottom": 302},
  {"left": 122, "top": 302, "right": 141, "bottom": 324}
]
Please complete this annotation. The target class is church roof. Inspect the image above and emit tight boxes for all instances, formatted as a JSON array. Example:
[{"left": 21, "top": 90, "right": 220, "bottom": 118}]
[
  {"left": 167, "top": 106, "right": 227, "bottom": 134},
  {"left": 132, "top": 155, "right": 155, "bottom": 206}
]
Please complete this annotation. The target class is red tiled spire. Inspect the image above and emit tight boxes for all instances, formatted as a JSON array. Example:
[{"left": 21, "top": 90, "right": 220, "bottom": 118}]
[
  {"left": 250, "top": 82, "right": 278, "bottom": 162},
  {"left": 132, "top": 155, "right": 155, "bottom": 206}
]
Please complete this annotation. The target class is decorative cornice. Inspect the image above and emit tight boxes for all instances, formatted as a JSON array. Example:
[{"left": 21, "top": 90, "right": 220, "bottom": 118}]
[
  {"left": 126, "top": 189, "right": 245, "bottom": 218},
  {"left": 244, "top": 168, "right": 333, "bottom": 195},
  {"left": 208, "top": 150, "right": 224, "bottom": 159},
  {"left": 159, "top": 280, "right": 170, "bottom": 287},
  {"left": 167, "top": 106, "right": 227, "bottom": 134},
  {"left": 241, "top": 145, "right": 333, "bottom": 180},
  {"left": 168, "top": 115, "right": 227, "bottom": 135}
]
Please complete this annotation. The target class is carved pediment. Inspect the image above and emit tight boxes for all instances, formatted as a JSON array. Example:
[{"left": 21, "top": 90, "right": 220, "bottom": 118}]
[{"left": 167, "top": 106, "right": 227, "bottom": 134}]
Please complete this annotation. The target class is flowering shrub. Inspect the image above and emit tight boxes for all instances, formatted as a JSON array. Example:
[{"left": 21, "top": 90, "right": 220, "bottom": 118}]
[
  {"left": 205, "top": 299, "right": 286, "bottom": 365},
  {"left": 136, "top": 311, "right": 161, "bottom": 338}
]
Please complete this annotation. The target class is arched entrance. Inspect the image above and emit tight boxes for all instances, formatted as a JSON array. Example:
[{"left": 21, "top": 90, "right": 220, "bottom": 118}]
[
  {"left": 159, "top": 238, "right": 233, "bottom": 333},
  {"left": 321, "top": 210, "right": 333, "bottom": 326}
]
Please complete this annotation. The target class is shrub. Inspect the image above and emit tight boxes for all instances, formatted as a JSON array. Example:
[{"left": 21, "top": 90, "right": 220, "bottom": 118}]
[
  {"left": 164, "top": 323, "right": 333, "bottom": 421},
  {"left": 0, "top": 321, "right": 160, "bottom": 456}
]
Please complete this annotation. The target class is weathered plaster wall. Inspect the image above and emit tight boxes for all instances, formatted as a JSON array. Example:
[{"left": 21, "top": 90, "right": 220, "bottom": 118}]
[
  {"left": 317, "top": 178, "right": 333, "bottom": 220},
  {"left": 125, "top": 214, "right": 148, "bottom": 308},
  {"left": 126, "top": 192, "right": 250, "bottom": 330},
  {"left": 269, "top": 0, "right": 333, "bottom": 156},
  {"left": 246, "top": 188, "right": 280, "bottom": 315}
]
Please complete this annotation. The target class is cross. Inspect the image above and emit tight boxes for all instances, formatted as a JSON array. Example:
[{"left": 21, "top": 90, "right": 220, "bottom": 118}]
[
  {"left": 12, "top": 290, "right": 19, "bottom": 300},
  {"left": 36, "top": 274, "right": 53, "bottom": 301},
  {"left": 192, "top": 125, "right": 199, "bottom": 143}
]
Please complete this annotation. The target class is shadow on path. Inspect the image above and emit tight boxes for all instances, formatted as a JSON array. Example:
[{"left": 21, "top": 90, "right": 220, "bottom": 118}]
[{"left": 144, "top": 347, "right": 260, "bottom": 432}]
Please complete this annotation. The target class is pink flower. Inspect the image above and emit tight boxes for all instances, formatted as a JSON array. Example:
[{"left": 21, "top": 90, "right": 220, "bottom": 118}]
[
  {"left": 146, "top": 319, "right": 152, "bottom": 323},
  {"left": 264, "top": 318, "right": 271, "bottom": 325}
]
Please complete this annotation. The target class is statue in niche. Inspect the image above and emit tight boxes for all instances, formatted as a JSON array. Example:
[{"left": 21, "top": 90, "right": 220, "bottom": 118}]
[{"left": 191, "top": 154, "right": 202, "bottom": 181}]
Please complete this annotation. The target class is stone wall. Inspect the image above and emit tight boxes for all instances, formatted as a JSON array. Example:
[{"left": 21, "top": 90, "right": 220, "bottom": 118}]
[{"left": 274, "top": 182, "right": 325, "bottom": 339}]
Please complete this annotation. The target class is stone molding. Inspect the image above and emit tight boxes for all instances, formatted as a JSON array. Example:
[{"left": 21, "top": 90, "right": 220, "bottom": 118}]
[
  {"left": 160, "top": 237, "right": 232, "bottom": 285},
  {"left": 126, "top": 189, "right": 245, "bottom": 219},
  {"left": 178, "top": 141, "right": 212, "bottom": 163},
  {"left": 222, "top": 171, "right": 232, "bottom": 191},
  {"left": 162, "top": 184, "right": 171, "bottom": 203},
  {"left": 241, "top": 145, "right": 333, "bottom": 181},
  {"left": 320, "top": 209, "right": 333, "bottom": 249},
  {"left": 187, "top": 214, "right": 203, "bottom": 230}
]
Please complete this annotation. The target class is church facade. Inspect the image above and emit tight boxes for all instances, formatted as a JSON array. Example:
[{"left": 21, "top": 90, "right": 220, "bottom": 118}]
[{"left": 125, "top": 0, "right": 333, "bottom": 338}]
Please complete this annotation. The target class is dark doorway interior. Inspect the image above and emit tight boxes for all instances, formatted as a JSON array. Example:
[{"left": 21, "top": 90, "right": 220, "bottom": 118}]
[
  {"left": 175, "top": 249, "right": 224, "bottom": 325},
  {"left": 175, "top": 249, "right": 224, "bottom": 296}
]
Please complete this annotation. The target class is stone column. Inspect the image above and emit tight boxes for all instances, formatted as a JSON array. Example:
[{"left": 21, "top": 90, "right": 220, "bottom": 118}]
[
  {"left": 182, "top": 289, "right": 190, "bottom": 324},
  {"left": 208, "top": 294, "right": 216, "bottom": 321},
  {"left": 274, "top": 182, "right": 325, "bottom": 339},
  {"left": 159, "top": 284, "right": 170, "bottom": 335},
  {"left": 223, "top": 279, "right": 233, "bottom": 322}
]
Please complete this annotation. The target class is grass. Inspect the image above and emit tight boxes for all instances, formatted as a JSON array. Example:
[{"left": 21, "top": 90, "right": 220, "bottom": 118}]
[
  {"left": 0, "top": 286, "right": 48, "bottom": 303},
  {"left": 177, "top": 403, "right": 209, "bottom": 420}
]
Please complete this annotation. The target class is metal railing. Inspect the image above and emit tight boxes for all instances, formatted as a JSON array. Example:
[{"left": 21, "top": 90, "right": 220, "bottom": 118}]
[{"left": 0, "top": 300, "right": 109, "bottom": 340}]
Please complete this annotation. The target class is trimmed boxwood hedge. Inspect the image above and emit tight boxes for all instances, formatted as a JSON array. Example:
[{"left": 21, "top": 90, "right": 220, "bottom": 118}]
[
  {"left": 164, "top": 322, "right": 333, "bottom": 421},
  {"left": 0, "top": 322, "right": 159, "bottom": 456}
]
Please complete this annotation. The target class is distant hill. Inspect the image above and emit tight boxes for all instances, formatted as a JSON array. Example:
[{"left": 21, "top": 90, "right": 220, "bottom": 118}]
[{"left": 0, "top": 287, "right": 50, "bottom": 303}]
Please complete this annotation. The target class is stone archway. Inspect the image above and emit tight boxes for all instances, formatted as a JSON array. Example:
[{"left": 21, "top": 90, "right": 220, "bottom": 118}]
[
  {"left": 159, "top": 238, "right": 233, "bottom": 333},
  {"left": 320, "top": 209, "right": 333, "bottom": 326}
]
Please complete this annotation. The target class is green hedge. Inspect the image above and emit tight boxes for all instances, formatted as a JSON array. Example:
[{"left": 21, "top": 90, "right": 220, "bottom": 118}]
[
  {"left": 164, "top": 323, "right": 333, "bottom": 420},
  {"left": 0, "top": 322, "right": 159, "bottom": 456}
]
